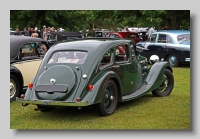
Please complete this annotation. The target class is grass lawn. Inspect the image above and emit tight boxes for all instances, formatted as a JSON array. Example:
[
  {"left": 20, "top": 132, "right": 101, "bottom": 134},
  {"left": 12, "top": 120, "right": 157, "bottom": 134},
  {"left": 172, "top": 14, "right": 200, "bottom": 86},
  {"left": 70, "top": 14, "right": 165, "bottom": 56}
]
[{"left": 10, "top": 66, "right": 190, "bottom": 130}]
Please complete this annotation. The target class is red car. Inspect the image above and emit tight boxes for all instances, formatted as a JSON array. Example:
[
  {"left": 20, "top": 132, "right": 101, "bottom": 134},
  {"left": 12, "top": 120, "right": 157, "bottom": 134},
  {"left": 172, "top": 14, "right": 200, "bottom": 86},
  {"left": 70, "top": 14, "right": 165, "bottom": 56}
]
[{"left": 108, "top": 32, "right": 141, "bottom": 43}]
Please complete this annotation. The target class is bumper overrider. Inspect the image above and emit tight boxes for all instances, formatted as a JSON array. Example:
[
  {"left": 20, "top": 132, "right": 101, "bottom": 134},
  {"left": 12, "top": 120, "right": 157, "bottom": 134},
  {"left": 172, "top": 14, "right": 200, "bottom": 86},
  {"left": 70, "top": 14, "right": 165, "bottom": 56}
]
[{"left": 16, "top": 97, "right": 89, "bottom": 107}]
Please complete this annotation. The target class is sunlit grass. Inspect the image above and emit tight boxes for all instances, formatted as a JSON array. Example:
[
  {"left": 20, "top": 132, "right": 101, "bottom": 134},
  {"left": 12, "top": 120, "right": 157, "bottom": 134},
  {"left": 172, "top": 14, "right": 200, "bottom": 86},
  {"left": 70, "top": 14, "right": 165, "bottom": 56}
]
[{"left": 10, "top": 66, "right": 190, "bottom": 130}]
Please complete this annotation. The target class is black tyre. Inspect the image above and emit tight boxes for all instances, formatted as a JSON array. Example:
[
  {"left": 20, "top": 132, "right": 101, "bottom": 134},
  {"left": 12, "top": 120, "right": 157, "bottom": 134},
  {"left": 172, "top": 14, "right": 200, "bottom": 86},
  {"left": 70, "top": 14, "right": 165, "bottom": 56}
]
[
  {"left": 10, "top": 74, "right": 20, "bottom": 102},
  {"left": 36, "top": 105, "right": 55, "bottom": 112},
  {"left": 152, "top": 69, "right": 174, "bottom": 97},
  {"left": 167, "top": 55, "right": 179, "bottom": 67},
  {"left": 97, "top": 79, "right": 118, "bottom": 116}
]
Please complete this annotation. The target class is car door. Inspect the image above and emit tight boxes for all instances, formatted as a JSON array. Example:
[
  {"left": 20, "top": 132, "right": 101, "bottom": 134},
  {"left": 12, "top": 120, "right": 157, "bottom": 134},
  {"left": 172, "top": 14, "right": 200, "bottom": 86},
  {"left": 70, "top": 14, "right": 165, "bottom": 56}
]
[
  {"left": 141, "top": 33, "right": 157, "bottom": 59},
  {"left": 154, "top": 33, "right": 174, "bottom": 59},
  {"left": 114, "top": 43, "right": 138, "bottom": 96},
  {"left": 11, "top": 42, "right": 43, "bottom": 87}
]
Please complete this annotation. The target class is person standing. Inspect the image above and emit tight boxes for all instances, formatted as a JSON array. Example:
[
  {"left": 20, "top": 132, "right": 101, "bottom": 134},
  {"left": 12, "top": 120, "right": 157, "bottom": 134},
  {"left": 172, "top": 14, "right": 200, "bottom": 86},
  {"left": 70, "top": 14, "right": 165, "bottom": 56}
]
[
  {"left": 40, "top": 25, "right": 46, "bottom": 39},
  {"left": 34, "top": 27, "right": 41, "bottom": 38},
  {"left": 147, "top": 26, "right": 155, "bottom": 38},
  {"left": 43, "top": 28, "right": 50, "bottom": 41},
  {"left": 14, "top": 28, "right": 20, "bottom": 35},
  {"left": 22, "top": 27, "right": 29, "bottom": 36}
]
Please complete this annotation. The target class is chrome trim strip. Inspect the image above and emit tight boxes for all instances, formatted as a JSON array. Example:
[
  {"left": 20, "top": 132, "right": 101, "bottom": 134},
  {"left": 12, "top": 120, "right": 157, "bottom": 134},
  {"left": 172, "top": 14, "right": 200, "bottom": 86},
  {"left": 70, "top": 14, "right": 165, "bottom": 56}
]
[
  {"left": 185, "top": 58, "right": 190, "bottom": 62},
  {"left": 16, "top": 98, "right": 88, "bottom": 106},
  {"left": 11, "top": 59, "right": 42, "bottom": 65}
]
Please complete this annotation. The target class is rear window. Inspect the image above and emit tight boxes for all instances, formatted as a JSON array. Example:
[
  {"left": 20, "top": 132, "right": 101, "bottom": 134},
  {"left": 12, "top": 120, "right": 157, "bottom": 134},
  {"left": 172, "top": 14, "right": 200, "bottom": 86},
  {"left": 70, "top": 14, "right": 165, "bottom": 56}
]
[
  {"left": 177, "top": 34, "right": 190, "bottom": 42},
  {"left": 48, "top": 51, "right": 88, "bottom": 64}
]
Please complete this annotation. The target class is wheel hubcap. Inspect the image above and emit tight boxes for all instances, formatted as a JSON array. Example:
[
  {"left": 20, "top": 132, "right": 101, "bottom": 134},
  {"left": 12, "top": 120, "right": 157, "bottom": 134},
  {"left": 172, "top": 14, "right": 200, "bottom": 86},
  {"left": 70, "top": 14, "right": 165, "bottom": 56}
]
[
  {"left": 103, "top": 86, "right": 115, "bottom": 111},
  {"left": 10, "top": 79, "right": 16, "bottom": 98},
  {"left": 157, "top": 75, "right": 168, "bottom": 92},
  {"left": 169, "top": 56, "right": 176, "bottom": 65}
]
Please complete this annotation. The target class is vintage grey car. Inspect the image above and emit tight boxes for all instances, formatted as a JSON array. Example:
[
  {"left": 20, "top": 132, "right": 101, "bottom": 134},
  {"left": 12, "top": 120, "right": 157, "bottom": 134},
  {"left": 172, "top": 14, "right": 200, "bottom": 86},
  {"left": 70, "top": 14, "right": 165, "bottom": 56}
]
[{"left": 16, "top": 38, "right": 174, "bottom": 116}]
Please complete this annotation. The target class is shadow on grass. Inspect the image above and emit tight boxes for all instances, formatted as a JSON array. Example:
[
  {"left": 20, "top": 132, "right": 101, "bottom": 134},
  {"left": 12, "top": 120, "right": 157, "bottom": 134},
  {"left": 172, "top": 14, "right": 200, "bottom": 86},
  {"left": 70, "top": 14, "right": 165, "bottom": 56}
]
[{"left": 33, "top": 93, "right": 156, "bottom": 120}]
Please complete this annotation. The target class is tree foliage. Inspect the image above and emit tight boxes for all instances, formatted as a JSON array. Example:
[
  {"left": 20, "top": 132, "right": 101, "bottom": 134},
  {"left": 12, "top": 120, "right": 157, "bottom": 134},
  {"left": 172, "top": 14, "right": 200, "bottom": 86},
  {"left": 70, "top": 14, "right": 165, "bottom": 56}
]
[{"left": 10, "top": 10, "right": 190, "bottom": 31}]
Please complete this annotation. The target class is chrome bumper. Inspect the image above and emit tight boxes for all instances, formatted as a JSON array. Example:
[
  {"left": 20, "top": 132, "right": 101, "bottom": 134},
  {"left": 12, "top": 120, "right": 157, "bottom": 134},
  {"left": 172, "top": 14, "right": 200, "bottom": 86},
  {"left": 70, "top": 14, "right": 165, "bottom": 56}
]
[{"left": 16, "top": 97, "right": 89, "bottom": 107}]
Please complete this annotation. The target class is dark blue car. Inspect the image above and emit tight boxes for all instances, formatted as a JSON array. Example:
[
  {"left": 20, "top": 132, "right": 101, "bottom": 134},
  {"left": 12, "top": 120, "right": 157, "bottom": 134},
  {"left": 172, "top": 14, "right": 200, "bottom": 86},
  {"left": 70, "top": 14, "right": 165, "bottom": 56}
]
[{"left": 136, "top": 30, "right": 190, "bottom": 67}]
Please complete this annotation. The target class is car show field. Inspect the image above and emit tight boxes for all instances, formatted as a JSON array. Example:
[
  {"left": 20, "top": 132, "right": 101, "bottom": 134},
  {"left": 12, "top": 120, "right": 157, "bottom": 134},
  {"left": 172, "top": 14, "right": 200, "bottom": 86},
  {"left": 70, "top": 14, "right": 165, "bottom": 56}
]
[{"left": 10, "top": 65, "right": 190, "bottom": 129}]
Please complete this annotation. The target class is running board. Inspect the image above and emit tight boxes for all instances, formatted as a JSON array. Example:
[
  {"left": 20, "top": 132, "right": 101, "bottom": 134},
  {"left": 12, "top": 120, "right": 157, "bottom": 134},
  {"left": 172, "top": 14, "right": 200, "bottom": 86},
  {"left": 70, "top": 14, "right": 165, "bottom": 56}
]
[{"left": 122, "top": 84, "right": 152, "bottom": 102}]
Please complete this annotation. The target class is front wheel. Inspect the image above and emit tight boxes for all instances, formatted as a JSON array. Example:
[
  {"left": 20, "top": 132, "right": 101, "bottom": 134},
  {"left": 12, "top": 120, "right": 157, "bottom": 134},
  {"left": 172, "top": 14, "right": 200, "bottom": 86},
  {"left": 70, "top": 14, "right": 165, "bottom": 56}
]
[
  {"left": 97, "top": 79, "right": 118, "bottom": 116},
  {"left": 10, "top": 74, "right": 20, "bottom": 102},
  {"left": 152, "top": 69, "right": 174, "bottom": 97}
]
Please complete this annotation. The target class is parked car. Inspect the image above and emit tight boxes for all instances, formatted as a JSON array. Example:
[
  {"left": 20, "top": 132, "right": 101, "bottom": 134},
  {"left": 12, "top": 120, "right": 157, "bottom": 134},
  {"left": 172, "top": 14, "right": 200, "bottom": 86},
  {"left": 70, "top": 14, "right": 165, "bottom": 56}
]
[
  {"left": 94, "top": 31, "right": 110, "bottom": 37},
  {"left": 10, "top": 30, "right": 15, "bottom": 35},
  {"left": 16, "top": 38, "right": 174, "bottom": 116},
  {"left": 136, "top": 30, "right": 190, "bottom": 67},
  {"left": 46, "top": 32, "right": 83, "bottom": 47},
  {"left": 108, "top": 32, "right": 141, "bottom": 43},
  {"left": 137, "top": 31, "right": 148, "bottom": 41},
  {"left": 10, "top": 36, "right": 49, "bottom": 102}
]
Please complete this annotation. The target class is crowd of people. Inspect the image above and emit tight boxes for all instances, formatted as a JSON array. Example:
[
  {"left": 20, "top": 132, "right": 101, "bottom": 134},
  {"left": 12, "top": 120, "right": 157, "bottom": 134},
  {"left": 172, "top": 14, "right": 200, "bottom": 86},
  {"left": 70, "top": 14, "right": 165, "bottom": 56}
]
[{"left": 13, "top": 25, "right": 63, "bottom": 41}]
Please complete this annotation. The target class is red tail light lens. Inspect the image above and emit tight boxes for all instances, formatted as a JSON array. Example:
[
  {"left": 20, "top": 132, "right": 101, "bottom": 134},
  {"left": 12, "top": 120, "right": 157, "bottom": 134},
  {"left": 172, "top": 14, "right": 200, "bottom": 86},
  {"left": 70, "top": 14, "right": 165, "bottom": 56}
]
[
  {"left": 28, "top": 83, "right": 33, "bottom": 89},
  {"left": 20, "top": 94, "right": 25, "bottom": 99},
  {"left": 76, "top": 97, "right": 81, "bottom": 101},
  {"left": 88, "top": 85, "right": 94, "bottom": 91}
]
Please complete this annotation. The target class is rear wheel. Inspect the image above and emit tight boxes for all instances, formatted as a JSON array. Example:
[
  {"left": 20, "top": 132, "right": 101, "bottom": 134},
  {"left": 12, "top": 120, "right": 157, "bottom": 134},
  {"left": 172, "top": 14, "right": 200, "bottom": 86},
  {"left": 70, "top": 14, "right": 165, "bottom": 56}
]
[
  {"left": 152, "top": 69, "right": 174, "bottom": 97},
  {"left": 167, "top": 55, "right": 179, "bottom": 67},
  {"left": 97, "top": 79, "right": 118, "bottom": 116},
  {"left": 10, "top": 74, "right": 20, "bottom": 102}
]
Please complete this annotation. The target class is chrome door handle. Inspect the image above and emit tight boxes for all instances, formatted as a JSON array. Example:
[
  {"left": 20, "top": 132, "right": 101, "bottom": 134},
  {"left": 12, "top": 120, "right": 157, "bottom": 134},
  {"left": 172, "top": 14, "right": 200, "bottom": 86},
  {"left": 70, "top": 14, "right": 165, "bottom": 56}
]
[{"left": 114, "top": 65, "right": 119, "bottom": 68}]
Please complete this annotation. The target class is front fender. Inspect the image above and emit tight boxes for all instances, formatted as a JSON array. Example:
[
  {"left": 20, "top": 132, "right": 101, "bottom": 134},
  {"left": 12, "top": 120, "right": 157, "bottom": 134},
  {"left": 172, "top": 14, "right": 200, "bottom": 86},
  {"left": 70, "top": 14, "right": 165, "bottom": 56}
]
[
  {"left": 145, "top": 61, "right": 173, "bottom": 90},
  {"left": 81, "top": 71, "right": 122, "bottom": 105},
  {"left": 10, "top": 65, "right": 24, "bottom": 90}
]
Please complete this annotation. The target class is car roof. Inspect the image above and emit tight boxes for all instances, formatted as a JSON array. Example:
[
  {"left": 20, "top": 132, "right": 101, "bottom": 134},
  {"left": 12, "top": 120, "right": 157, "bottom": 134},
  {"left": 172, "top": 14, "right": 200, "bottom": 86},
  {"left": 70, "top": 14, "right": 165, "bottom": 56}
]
[
  {"left": 10, "top": 36, "right": 46, "bottom": 59},
  {"left": 154, "top": 30, "right": 190, "bottom": 35},
  {"left": 48, "top": 38, "right": 133, "bottom": 59},
  {"left": 51, "top": 38, "right": 132, "bottom": 51}
]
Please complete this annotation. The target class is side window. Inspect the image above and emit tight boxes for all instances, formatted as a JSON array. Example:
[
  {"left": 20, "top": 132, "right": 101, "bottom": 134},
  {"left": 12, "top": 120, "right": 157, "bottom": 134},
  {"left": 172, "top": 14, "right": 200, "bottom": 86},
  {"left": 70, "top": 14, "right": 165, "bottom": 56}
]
[
  {"left": 21, "top": 43, "right": 37, "bottom": 57},
  {"left": 37, "top": 42, "right": 48, "bottom": 55},
  {"left": 115, "top": 44, "right": 128, "bottom": 62},
  {"left": 158, "top": 34, "right": 167, "bottom": 43},
  {"left": 99, "top": 49, "right": 113, "bottom": 69},
  {"left": 166, "top": 35, "right": 172, "bottom": 43},
  {"left": 150, "top": 34, "right": 157, "bottom": 43}
]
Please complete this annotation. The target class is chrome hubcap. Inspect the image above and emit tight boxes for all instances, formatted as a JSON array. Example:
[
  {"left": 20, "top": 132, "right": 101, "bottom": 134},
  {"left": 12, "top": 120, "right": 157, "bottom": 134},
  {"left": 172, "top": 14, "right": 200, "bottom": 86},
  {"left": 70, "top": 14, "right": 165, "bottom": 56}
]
[
  {"left": 10, "top": 79, "right": 16, "bottom": 98},
  {"left": 170, "top": 56, "right": 176, "bottom": 64}
]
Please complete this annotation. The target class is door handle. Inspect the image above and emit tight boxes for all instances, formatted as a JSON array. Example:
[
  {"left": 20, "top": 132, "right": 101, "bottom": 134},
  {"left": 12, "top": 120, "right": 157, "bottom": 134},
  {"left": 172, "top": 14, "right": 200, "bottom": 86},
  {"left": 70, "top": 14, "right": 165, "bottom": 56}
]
[{"left": 113, "top": 65, "right": 119, "bottom": 68}]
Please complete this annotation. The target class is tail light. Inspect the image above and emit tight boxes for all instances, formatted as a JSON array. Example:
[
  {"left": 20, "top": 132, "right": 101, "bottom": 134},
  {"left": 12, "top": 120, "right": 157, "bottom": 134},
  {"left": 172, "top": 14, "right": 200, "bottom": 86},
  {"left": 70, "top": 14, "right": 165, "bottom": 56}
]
[
  {"left": 20, "top": 94, "right": 25, "bottom": 99},
  {"left": 88, "top": 85, "right": 94, "bottom": 91},
  {"left": 28, "top": 83, "right": 33, "bottom": 89}
]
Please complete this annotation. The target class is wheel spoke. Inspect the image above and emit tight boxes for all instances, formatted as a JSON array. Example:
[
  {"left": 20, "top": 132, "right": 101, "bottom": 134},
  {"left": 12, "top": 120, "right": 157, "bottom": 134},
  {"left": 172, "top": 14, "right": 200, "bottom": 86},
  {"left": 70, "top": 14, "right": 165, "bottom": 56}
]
[{"left": 103, "top": 85, "right": 115, "bottom": 110}]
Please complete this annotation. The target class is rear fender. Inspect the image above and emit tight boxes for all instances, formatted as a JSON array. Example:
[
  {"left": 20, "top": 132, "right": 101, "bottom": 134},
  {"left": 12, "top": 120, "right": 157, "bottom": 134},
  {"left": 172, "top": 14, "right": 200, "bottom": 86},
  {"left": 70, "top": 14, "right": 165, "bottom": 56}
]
[
  {"left": 145, "top": 61, "right": 173, "bottom": 90},
  {"left": 81, "top": 71, "right": 122, "bottom": 105},
  {"left": 23, "top": 77, "right": 36, "bottom": 100}
]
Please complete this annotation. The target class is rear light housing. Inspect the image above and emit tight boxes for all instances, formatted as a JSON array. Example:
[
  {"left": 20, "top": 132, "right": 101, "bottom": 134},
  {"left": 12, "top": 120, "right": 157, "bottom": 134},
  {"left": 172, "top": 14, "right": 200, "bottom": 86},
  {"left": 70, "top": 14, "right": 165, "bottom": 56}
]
[
  {"left": 88, "top": 85, "right": 94, "bottom": 91},
  {"left": 28, "top": 83, "right": 33, "bottom": 89}
]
